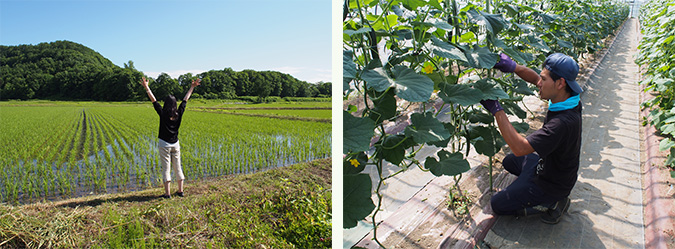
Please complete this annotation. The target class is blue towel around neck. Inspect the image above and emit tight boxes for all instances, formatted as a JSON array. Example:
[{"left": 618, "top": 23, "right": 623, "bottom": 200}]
[{"left": 548, "top": 94, "right": 580, "bottom": 112}]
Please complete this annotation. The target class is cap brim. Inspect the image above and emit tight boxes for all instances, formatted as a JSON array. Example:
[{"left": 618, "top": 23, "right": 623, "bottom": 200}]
[{"left": 567, "top": 79, "right": 583, "bottom": 94}]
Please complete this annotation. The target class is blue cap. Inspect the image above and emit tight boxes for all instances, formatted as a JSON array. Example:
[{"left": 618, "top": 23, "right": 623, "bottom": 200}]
[{"left": 544, "top": 53, "right": 582, "bottom": 94}]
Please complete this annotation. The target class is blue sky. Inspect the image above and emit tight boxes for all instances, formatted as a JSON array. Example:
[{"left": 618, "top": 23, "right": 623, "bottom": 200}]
[{"left": 0, "top": 0, "right": 331, "bottom": 83}]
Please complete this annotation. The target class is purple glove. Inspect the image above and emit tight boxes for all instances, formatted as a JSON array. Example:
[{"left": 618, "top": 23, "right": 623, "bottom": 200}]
[
  {"left": 480, "top": 99, "right": 504, "bottom": 115},
  {"left": 494, "top": 53, "right": 516, "bottom": 73}
]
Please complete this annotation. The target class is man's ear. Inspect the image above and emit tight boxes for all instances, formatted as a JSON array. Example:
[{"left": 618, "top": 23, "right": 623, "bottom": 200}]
[{"left": 556, "top": 78, "right": 567, "bottom": 90}]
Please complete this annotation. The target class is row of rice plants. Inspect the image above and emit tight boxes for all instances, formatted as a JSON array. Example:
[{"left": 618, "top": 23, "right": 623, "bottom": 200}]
[
  {"left": 195, "top": 101, "right": 332, "bottom": 109},
  {"left": 94, "top": 105, "right": 163, "bottom": 193},
  {"left": 83, "top": 110, "right": 115, "bottom": 193},
  {"left": 96, "top": 104, "right": 332, "bottom": 187},
  {"left": 0, "top": 106, "right": 81, "bottom": 202},
  {"left": 85, "top": 107, "right": 151, "bottom": 194},
  {"left": 0, "top": 106, "right": 76, "bottom": 162},
  {"left": 0, "top": 102, "right": 330, "bottom": 204},
  {"left": 94, "top": 104, "right": 332, "bottom": 180},
  {"left": 0, "top": 106, "right": 132, "bottom": 203},
  {"left": 162, "top": 108, "right": 331, "bottom": 180},
  {"left": 222, "top": 108, "right": 332, "bottom": 119}
]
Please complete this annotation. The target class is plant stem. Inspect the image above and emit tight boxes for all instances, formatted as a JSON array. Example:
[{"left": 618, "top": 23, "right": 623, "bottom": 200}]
[
  {"left": 488, "top": 156, "right": 494, "bottom": 192},
  {"left": 371, "top": 159, "right": 386, "bottom": 248}
]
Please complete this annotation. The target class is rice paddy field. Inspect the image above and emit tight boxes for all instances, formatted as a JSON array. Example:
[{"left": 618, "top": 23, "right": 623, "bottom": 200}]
[{"left": 0, "top": 99, "right": 331, "bottom": 204}]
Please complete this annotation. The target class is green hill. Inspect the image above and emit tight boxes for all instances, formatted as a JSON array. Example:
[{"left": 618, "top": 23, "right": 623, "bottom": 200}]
[
  {"left": 0, "top": 40, "right": 331, "bottom": 101},
  {"left": 0, "top": 40, "right": 127, "bottom": 100}
]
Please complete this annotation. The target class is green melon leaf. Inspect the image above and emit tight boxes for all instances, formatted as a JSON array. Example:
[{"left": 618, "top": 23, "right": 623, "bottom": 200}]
[
  {"left": 344, "top": 111, "right": 375, "bottom": 154},
  {"left": 344, "top": 174, "right": 376, "bottom": 228},
  {"left": 368, "top": 89, "right": 397, "bottom": 125},
  {"left": 405, "top": 112, "right": 451, "bottom": 144},
  {"left": 471, "top": 126, "right": 505, "bottom": 157},
  {"left": 460, "top": 44, "right": 500, "bottom": 69},
  {"left": 466, "top": 9, "right": 507, "bottom": 35},
  {"left": 511, "top": 121, "right": 530, "bottom": 133},
  {"left": 376, "top": 134, "right": 413, "bottom": 165},
  {"left": 659, "top": 137, "right": 675, "bottom": 152},
  {"left": 502, "top": 101, "right": 527, "bottom": 119},
  {"left": 344, "top": 152, "right": 368, "bottom": 175},
  {"left": 361, "top": 68, "right": 395, "bottom": 92},
  {"left": 430, "top": 37, "right": 469, "bottom": 63},
  {"left": 473, "top": 78, "right": 510, "bottom": 100},
  {"left": 437, "top": 81, "right": 483, "bottom": 106},
  {"left": 391, "top": 65, "right": 434, "bottom": 102},
  {"left": 424, "top": 150, "right": 471, "bottom": 176}
]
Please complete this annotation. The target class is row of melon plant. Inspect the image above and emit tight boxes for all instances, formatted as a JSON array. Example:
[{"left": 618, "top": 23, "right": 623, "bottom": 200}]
[
  {"left": 636, "top": 0, "right": 675, "bottom": 177},
  {"left": 343, "top": 0, "right": 628, "bottom": 246}
]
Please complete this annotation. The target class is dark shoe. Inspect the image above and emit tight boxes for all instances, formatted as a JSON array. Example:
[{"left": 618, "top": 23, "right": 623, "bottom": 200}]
[
  {"left": 159, "top": 194, "right": 171, "bottom": 199},
  {"left": 175, "top": 192, "right": 184, "bottom": 197},
  {"left": 541, "top": 197, "right": 570, "bottom": 224},
  {"left": 516, "top": 204, "right": 549, "bottom": 217}
]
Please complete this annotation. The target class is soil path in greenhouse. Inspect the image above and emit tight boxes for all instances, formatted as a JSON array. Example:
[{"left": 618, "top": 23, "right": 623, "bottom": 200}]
[
  {"left": 346, "top": 18, "right": 670, "bottom": 249},
  {"left": 483, "top": 17, "right": 645, "bottom": 248}
]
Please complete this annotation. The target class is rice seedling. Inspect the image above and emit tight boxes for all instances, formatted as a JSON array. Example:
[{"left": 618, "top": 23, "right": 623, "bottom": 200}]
[{"left": 0, "top": 101, "right": 330, "bottom": 204}]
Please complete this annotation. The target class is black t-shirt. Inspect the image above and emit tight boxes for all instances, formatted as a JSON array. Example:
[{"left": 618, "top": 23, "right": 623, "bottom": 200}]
[
  {"left": 153, "top": 100, "right": 187, "bottom": 144},
  {"left": 526, "top": 102, "right": 582, "bottom": 198}
]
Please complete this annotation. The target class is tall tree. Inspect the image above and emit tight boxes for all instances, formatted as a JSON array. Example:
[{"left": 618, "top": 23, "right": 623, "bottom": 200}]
[{"left": 152, "top": 73, "right": 181, "bottom": 100}]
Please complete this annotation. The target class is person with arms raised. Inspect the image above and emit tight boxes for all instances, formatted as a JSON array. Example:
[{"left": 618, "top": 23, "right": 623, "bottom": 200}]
[{"left": 140, "top": 76, "right": 200, "bottom": 198}]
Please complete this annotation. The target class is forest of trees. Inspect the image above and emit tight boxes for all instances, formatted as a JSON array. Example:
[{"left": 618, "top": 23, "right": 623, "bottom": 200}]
[{"left": 0, "top": 40, "right": 331, "bottom": 101}]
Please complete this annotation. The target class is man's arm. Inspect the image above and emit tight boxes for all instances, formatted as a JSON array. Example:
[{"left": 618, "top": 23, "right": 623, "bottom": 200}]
[
  {"left": 487, "top": 53, "right": 539, "bottom": 156},
  {"left": 513, "top": 65, "right": 541, "bottom": 86},
  {"left": 487, "top": 53, "right": 538, "bottom": 156},
  {"left": 494, "top": 53, "right": 541, "bottom": 86},
  {"left": 183, "top": 78, "right": 201, "bottom": 101},
  {"left": 481, "top": 100, "right": 535, "bottom": 157},
  {"left": 493, "top": 110, "right": 535, "bottom": 156},
  {"left": 139, "top": 76, "right": 157, "bottom": 102}
]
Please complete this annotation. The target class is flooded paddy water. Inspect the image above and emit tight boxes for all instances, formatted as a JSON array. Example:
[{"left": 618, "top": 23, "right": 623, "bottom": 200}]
[{"left": 0, "top": 101, "right": 331, "bottom": 204}]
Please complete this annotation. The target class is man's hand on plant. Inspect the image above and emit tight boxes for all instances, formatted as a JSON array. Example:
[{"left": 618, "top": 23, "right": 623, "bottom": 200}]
[
  {"left": 494, "top": 53, "right": 516, "bottom": 73},
  {"left": 480, "top": 99, "right": 504, "bottom": 115}
]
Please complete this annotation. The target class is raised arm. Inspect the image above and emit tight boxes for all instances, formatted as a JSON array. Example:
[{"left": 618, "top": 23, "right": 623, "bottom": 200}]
[
  {"left": 494, "top": 53, "right": 541, "bottom": 86},
  {"left": 486, "top": 53, "right": 537, "bottom": 156},
  {"left": 140, "top": 76, "right": 157, "bottom": 102},
  {"left": 183, "top": 78, "right": 201, "bottom": 101},
  {"left": 514, "top": 64, "right": 541, "bottom": 86}
]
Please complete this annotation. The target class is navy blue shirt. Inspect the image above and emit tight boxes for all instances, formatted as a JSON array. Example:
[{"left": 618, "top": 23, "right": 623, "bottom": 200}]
[
  {"left": 526, "top": 102, "right": 582, "bottom": 198},
  {"left": 153, "top": 100, "right": 187, "bottom": 144}
]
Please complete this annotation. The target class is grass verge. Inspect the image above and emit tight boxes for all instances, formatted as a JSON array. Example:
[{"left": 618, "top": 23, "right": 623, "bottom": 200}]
[{"left": 0, "top": 158, "right": 331, "bottom": 248}]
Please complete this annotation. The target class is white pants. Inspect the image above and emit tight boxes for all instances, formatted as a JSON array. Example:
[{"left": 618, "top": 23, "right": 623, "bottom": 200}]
[{"left": 158, "top": 141, "right": 184, "bottom": 182}]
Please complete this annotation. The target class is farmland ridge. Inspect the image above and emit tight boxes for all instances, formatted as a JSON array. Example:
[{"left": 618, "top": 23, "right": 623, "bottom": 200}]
[{"left": 0, "top": 158, "right": 332, "bottom": 248}]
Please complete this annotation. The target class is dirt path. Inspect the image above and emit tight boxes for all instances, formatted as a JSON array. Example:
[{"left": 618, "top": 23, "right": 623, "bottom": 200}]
[{"left": 484, "top": 17, "right": 644, "bottom": 248}]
